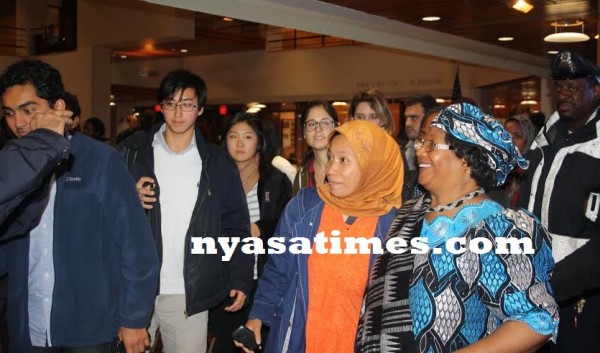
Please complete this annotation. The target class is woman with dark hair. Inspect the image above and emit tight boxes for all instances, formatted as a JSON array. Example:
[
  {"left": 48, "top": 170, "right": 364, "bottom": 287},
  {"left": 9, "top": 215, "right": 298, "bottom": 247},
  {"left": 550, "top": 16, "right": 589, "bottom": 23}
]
[
  {"left": 356, "top": 103, "right": 558, "bottom": 353},
  {"left": 292, "top": 100, "right": 339, "bottom": 195},
  {"left": 211, "top": 112, "right": 292, "bottom": 353}
]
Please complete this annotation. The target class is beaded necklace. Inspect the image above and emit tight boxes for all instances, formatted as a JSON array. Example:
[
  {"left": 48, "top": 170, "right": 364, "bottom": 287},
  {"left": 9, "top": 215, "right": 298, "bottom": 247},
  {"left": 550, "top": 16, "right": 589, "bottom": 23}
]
[{"left": 427, "top": 188, "right": 485, "bottom": 213}]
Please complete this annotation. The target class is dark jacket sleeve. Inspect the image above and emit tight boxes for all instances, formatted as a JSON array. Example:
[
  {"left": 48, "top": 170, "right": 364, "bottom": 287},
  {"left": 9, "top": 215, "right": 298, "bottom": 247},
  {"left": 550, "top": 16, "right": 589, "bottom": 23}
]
[
  {"left": 99, "top": 152, "right": 159, "bottom": 328},
  {"left": 256, "top": 169, "right": 292, "bottom": 243},
  {"left": 0, "top": 129, "right": 69, "bottom": 229},
  {"left": 221, "top": 157, "right": 254, "bottom": 296}
]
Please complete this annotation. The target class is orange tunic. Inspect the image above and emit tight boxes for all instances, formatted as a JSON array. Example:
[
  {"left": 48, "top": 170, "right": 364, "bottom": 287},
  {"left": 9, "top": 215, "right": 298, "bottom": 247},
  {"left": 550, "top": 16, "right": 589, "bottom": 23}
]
[{"left": 305, "top": 204, "right": 378, "bottom": 353}]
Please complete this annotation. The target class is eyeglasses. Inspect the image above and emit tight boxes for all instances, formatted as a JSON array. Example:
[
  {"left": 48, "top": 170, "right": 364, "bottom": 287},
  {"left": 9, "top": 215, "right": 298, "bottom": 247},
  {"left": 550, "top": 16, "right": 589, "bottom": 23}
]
[
  {"left": 161, "top": 101, "right": 198, "bottom": 112},
  {"left": 304, "top": 120, "right": 336, "bottom": 132},
  {"left": 414, "top": 139, "right": 453, "bottom": 152}
]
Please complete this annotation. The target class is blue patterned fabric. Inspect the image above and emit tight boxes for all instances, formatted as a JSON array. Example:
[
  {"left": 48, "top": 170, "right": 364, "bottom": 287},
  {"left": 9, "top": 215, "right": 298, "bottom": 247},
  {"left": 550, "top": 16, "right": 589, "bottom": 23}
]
[
  {"left": 410, "top": 200, "right": 559, "bottom": 353},
  {"left": 431, "top": 103, "right": 529, "bottom": 185}
]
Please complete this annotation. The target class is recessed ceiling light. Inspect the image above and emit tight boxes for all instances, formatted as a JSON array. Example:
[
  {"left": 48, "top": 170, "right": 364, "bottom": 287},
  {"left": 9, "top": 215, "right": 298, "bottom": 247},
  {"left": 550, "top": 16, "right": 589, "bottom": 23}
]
[
  {"left": 180, "top": 49, "right": 188, "bottom": 53},
  {"left": 595, "top": 34, "right": 599, "bottom": 39},
  {"left": 422, "top": 16, "right": 441, "bottom": 22},
  {"left": 512, "top": 0, "right": 534, "bottom": 14},
  {"left": 120, "top": 55, "right": 127, "bottom": 59},
  {"left": 223, "top": 17, "right": 233, "bottom": 22},
  {"left": 332, "top": 101, "right": 347, "bottom": 106},
  {"left": 498, "top": 37, "right": 514, "bottom": 41},
  {"left": 547, "top": 50, "right": 559, "bottom": 54}
]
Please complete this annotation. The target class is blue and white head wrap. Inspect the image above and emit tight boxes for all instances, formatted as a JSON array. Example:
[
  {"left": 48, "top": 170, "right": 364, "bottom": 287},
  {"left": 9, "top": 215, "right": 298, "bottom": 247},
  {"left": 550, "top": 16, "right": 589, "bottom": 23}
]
[{"left": 431, "top": 102, "right": 529, "bottom": 186}]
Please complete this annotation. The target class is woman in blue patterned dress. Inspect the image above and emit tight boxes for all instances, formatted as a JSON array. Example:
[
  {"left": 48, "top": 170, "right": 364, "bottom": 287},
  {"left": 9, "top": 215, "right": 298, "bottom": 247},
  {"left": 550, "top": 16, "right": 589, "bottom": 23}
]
[{"left": 356, "top": 102, "right": 558, "bottom": 353}]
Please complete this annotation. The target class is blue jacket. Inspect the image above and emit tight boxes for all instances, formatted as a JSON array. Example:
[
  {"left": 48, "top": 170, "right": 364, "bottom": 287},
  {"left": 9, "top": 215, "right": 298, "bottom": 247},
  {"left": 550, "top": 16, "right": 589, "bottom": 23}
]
[
  {"left": 0, "top": 129, "right": 69, "bottom": 233},
  {"left": 249, "top": 188, "right": 397, "bottom": 353},
  {"left": 0, "top": 133, "right": 159, "bottom": 352}
]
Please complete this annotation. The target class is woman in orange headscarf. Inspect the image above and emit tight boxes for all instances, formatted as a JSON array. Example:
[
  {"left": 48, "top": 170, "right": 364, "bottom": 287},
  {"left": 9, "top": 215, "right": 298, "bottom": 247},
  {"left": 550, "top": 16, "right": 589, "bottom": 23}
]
[{"left": 234, "top": 120, "right": 404, "bottom": 353}]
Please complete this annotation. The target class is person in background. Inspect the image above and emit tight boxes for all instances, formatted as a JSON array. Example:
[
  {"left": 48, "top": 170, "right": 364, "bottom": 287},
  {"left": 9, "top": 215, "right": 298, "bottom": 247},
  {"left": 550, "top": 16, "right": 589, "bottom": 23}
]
[
  {"left": 82, "top": 116, "right": 107, "bottom": 142},
  {"left": 520, "top": 50, "right": 600, "bottom": 352},
  {"left": 292, "top": 100, "right": 339, "bottom": 195},
  {"left": 0, "top": 59, "right": 159, "bottom": 353},
  {"left": 530, "top": 111, "right": 546, "bottom": 134},
  {"left": 357, "top": 102, "right": 558, "bottom": 353},
  {"left": 237, "top": 119, "right": 404, "bottom": 353},
  {"left": 132, "top": 69, "right": 253, "bottom": 353},
  {"left": 211, "top": 112, "right": 291, "bottom": 353},
  {"left": 401, "top": 94, "right": 437, "bottom": 171},
  {"left": 115, "top": 113, "right": 138, "bottom": 145},
  {"left": 116, "top": 108, "right": 157, "bottom": 171},
  {"left": 62, "top": 91, "right": 81, "bottom": 133},
  {"left": 347, "top": 88, "right": 395, "bottom": 136},
  {"left": 503, "top": 114, "right": 535, "bottom": 208},
  {"left": 347, "top": 89, "right": 419, "bottom": 202}
]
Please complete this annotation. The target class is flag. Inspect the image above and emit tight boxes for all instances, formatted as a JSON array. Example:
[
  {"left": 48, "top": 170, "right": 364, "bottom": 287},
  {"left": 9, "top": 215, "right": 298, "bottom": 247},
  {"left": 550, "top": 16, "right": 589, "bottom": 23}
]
[{"left": 451, "top": 68, "right": 462, "bottom": 103}]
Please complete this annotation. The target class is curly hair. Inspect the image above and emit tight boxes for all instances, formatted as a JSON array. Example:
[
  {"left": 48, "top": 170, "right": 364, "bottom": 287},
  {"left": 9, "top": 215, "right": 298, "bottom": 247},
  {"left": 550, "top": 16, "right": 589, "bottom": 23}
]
[
  {"left": 445, "top": 134, "right": 497, "bottom": 188},
  {"left": 0, "top": 59, "right": 65, "bottom": 106}
]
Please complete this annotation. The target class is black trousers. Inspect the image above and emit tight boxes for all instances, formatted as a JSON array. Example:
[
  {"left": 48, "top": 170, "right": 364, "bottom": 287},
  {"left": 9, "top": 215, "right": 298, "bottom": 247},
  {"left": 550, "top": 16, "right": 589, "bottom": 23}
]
[{"left": 209, "top": 280, "right": 269, "bottom": 353}]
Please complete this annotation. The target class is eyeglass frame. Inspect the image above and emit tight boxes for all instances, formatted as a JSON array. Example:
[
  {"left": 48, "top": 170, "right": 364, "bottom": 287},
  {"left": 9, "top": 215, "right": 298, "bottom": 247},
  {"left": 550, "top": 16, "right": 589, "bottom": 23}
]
[
  {"left": 414, "top": 138, "right": 454, "bottom": 152},
  {"left": 161, "top": 101, "right": 199, "bottom": 112},
  {"left": 303, "top": 119, "right": 337, "bottom": 132}
]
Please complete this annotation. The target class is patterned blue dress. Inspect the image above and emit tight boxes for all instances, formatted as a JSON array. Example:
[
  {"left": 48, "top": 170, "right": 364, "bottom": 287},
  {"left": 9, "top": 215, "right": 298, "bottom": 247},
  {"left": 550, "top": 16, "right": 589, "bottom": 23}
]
[{"left": 409, "top": 200, "right": 558, "bottom": 353}]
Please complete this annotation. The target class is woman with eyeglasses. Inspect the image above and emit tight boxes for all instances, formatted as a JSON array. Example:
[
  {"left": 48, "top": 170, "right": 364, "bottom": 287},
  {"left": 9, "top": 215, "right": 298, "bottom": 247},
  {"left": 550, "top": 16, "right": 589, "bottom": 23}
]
[
  {"left": 356, "top": 103, "right": 558, "bottom": 353},
  {"left": 292, "top": 100, "right": 339, "bottom": 195},
  {"left": 234, "top": 120, "right": 404, "bottom": 353},
  {"left": 211, "top": 112, "right": 292, "bottom": 353}
]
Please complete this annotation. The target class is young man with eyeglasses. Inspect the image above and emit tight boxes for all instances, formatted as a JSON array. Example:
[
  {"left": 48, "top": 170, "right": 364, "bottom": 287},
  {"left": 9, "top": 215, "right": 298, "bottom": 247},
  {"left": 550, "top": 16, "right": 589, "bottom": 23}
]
[
  {"left": 521, "top": 50, "right": 600, "bottom": 352},
  {"left": 130, "top": 69, "right": 252, "bottom": 353}
]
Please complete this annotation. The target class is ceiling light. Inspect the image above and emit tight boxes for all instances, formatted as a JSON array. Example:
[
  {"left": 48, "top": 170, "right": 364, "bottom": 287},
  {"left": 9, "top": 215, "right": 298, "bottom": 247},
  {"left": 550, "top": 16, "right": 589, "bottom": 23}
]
[
  {"left": 332, "top": 101, "right": 347, "bottom": 106},
  {"left": 223, "top": 17, "right": 234, "bottom": 22},
  {"left": 596, "top": 34, "right": 599, "bottom": 39},
  {"left": 247, "top": 107, "right": 261, "bottom": 113},
  {"left": 180, "top": 49, "right": 188, "bottom": 53},
  {"left": 435, "top": 98, "right": 446, "bottom": 103},
  {"left": 498, "top": 37, "right": 514, "bottom": 41},
  {"left": 422, "top": 16, "right": 440, "bottom": 22},
  {"left": 520, "top": 99, "right": 538, "bottom": 105},
  {"left": 548, "top": 50, "right": 559, "bottom": 54},
  {"left": 512, "top": 0, "right": 533, "bottom": 13},
  {"left": 544, "top": 20, "right": 590, "bottom": 43},
  {"left": 120, "top": 55, "right": 127, "bottom": 59}
]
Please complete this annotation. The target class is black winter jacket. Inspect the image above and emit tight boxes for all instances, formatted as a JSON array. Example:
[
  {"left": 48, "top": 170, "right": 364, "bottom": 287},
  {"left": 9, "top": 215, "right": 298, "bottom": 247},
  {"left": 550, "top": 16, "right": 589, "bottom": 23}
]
[
  {"left": 131, "top": 125, "right": 253, "bottom": 316},
  {"left": 255, "top": 166, "right": 292, "bottom": 277}
]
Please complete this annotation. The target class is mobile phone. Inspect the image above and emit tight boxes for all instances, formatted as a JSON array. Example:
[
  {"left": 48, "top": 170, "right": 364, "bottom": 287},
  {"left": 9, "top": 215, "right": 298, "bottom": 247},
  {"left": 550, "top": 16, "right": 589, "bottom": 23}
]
[{"left": 232, "top": 325, "right": 259, "bottom": 351}]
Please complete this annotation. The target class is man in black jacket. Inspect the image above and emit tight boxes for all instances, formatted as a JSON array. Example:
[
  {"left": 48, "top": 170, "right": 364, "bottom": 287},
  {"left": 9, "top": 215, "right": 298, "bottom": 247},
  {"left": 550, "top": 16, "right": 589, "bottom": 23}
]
[
  {"left": 132, "top": 69, "right": 252, "bottom": 353},
  {"left": 521, "top": 50, "right": 600, "bottom": 352}
]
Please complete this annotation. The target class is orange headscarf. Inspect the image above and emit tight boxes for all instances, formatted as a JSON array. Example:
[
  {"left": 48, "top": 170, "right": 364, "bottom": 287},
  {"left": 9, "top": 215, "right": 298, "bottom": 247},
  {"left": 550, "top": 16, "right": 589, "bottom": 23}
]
[{"left": 317, "top": 120, "right": 404, "bottom": 217}]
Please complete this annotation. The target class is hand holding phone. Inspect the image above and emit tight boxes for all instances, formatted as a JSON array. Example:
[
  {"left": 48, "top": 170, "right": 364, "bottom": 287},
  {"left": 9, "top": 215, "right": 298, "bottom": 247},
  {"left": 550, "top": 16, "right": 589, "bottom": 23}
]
[{"left": 232, "top": 325, "right": 259, "bottom": 351}]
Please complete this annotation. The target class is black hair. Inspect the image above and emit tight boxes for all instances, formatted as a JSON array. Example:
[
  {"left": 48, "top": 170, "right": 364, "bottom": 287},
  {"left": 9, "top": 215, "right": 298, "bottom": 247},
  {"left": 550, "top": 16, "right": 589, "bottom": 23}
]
[
  {"left": 0, "top": 59, "right": 65, "bottom": 107},
  {"left": 84, "top": 117, "right": 105, "bottom": 139},
  {"left": 222, "top": 112, "right": 271, "bottom": 174},
  {"left": 445, "top": 134, "right": 497, "bottom": 188},
  {"left": 157, "top": 69, "right": 207, "bottom": 108},
  {"left": 63, "top": 91, "right": 81, "bottom": 118},
  {"left": 299, "top": 100, "right": 339, "bottom": 166},
  {"left": 404, "top": 94, "right": 437, "bottom": 113}
]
